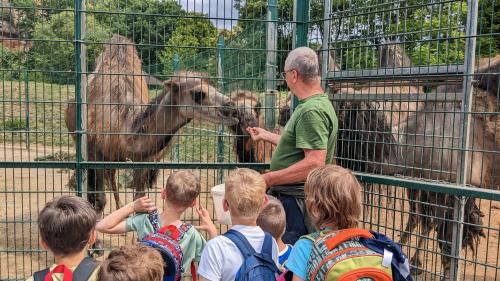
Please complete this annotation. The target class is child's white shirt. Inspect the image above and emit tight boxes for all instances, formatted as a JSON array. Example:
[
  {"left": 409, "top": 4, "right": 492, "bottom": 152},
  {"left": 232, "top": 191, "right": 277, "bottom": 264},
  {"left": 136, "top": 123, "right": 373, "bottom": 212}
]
[{"left": 198, "top": 225, "right": 279, "bottom": 281}]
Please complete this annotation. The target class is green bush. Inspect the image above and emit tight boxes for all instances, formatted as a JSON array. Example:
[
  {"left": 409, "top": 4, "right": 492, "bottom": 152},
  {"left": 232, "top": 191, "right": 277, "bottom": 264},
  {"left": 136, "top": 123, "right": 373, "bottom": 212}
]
[
  {"left": 0, "top": 47, "right": 26, "bottom": 80},
  {"left": 1, "top": 118, "right": 27, "bottom": 131}
]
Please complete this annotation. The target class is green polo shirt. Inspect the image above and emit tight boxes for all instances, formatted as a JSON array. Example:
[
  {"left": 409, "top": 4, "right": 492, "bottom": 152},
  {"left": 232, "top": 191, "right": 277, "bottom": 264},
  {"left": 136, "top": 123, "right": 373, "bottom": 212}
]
[{"left": 270, "top": 93, "right": 338, "bottom": 171}]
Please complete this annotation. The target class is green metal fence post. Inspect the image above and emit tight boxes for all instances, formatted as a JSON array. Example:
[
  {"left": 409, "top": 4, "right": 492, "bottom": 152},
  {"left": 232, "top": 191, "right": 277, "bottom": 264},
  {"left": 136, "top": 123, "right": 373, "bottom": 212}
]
[
  {"left": 291, "top": 0, "right": 309, "bottom": 110},
  {"left": 451, "top": 0, "right": 479, "bottom": 280},
  {"left": 74, "top": 0, "right": 87, "bottom": 198},
  {"left": 173, "top": 53, "right": 180, "bottom": 162},
  {"left": 265, "top": 0, "right": 277, "bottom": 129},
  {"left": 216, "top": 35, "right": 225, "bottom": 182},
  {"left": 24, "top": 67, "right": 29, "bottom": 149},
  {"left": 321, "top": 0, "right": 332, "bottom": 89}
]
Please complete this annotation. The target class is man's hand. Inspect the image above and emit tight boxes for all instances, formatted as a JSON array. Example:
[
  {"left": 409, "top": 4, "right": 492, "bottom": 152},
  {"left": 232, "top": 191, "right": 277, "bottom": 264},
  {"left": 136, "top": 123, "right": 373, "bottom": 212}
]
[
  {"left": 246, "top": 127, "right": 269, "bottom": 142},
  {"left": 246, "top": 127, "right": 282, "bottom": 145}
]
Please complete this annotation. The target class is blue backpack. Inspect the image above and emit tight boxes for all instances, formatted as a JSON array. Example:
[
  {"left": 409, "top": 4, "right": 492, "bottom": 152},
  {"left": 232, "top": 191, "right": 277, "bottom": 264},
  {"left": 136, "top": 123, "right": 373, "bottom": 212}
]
[
  {"left": 223, "top": 229, "right": 281, "bottom": 281},
  {"left": 359, "top": 230, "right": 412, "bottom": 281}
]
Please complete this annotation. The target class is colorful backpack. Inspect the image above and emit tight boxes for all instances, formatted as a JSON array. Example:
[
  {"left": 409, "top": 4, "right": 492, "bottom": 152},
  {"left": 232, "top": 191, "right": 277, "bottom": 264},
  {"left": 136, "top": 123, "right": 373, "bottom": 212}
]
[
  {"left": 304, "top": 228, "right": 412, "bottom": 281},
  {"left": 140, "top": 211, "right": 197, "bottom": 281},
  {"left": 223, "top": 229, "right": 281, "bottom": 281}
]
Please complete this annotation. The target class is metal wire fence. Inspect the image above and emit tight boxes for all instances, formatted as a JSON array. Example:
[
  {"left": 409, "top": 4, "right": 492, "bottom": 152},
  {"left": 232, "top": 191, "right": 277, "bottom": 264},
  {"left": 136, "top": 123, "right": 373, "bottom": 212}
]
[{"left": 0, "top": 0, "right": 499, "bottom": 280}]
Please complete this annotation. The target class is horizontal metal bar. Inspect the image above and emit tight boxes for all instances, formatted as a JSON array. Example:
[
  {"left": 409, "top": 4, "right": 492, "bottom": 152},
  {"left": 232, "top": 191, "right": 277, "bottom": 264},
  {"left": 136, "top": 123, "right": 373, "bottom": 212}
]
[
  {"left": 330, "top": 92, "right": 462, "bottom": 101},
  {"left": 327, "top": 65, "right": 465, "bottom": 81},
  {"left": 355, "top": 172, "right": 500, "bottom": 201},
  {"left": 0, "top": 161, "right": 269, "bottom": 170}
]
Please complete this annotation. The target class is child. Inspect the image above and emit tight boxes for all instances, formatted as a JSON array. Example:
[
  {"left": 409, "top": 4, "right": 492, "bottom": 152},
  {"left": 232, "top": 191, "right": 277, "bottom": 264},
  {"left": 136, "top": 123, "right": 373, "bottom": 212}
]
[
  {"left": 96, "top": 170, "right": 217, "bottom": 277},
  {"left": 198, "top": 168, "right": 279, "bottom": 281},
  {"left": 26, "top": 195, "right": 99, "bottom": 281},
  {"left": 257, "top": 195, "right": 293, "bottom": 271},
  {"left": 97, "top": 244, "right": 164, "bottom": 281},
  {"left": 285, "top": 165, "right": 362, "bottom": 281}
]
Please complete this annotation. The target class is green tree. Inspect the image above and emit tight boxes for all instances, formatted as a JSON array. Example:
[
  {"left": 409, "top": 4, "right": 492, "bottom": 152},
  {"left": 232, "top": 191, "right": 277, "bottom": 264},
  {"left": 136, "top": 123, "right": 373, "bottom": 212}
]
[
  {"left": 92, "top": 0, "right": 186, "bottom": 67},
  {"left": 31, "top": 11, "right": 112, "bottom": 83},
  {"left": 158, "top": 13, "right": 217, "bottom": 75}
]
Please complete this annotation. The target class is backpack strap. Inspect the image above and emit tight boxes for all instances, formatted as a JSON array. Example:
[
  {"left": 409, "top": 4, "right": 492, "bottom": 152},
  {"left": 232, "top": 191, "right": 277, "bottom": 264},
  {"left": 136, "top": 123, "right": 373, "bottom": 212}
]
[
  {"left": 73, "top": 257, "right": 98, "bottom": 281},
  {"left": 32, "top": 257, "right": 97, "bottom": 281},
  {"left": 191, "top": 261, "right": 197, "bottom": 281},
  {"left": 260, "top": 232, "right": 274, "bottom": 260},
  {"left": 223, "top": 229, "right": 256, "bottom": 257},
  {"left": 33, "top": 268, "right": 50, "bottom": 281},
  {"left": 325, "top": 228, "right": 373, "bottom": 251},
  {"left": 147, "top": 210, "right": 161, "bottom": 232}
]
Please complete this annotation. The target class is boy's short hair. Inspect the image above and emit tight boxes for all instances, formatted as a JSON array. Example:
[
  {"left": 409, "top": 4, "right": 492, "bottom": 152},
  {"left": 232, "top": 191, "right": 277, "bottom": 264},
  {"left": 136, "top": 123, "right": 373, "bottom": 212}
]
[
  {"left": 305, "top": 165, "right": 362, "bottom": 230},
  {"left": 165, "top": 170, "right": 201, "bottom": 208},
  {"left": 225, "top": 168, "right": 267, "bottom": 218},
  {"left": 97, "top": 244, "right": 164, "bottom": 281},
  {"left": 257, "top": 196, "right": 286, "bottom": 240},
  {"left": 38, "top": 195, "right": 97, "bottom": 256}
]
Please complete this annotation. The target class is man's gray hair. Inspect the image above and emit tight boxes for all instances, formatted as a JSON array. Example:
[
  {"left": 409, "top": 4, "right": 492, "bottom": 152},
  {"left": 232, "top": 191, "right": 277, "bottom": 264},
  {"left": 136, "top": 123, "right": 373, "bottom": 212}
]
[{"left": 284, "top": 47, "right": 320, "bottom": 83}]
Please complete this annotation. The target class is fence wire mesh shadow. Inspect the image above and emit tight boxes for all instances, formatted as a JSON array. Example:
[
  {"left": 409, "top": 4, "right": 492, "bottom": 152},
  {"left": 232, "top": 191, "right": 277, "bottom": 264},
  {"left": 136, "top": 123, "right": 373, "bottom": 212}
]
[{"left": 0, "top": 0, "right": 499, "bottom": 280}]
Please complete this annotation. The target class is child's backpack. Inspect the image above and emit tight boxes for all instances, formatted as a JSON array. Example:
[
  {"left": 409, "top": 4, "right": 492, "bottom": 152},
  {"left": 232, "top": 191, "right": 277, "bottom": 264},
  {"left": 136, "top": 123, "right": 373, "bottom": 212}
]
[
  {"left": 304, "top": 228, "right": 412, "bottom": 281},
  {"left": 32, "top": 257, "right": 97, "bottom": 281},
  {"left": 223, "top": 229, "right": 281, "bottom": 281},
  {"left": 140, "top": 211, "right": 197, "bottom": 281}
]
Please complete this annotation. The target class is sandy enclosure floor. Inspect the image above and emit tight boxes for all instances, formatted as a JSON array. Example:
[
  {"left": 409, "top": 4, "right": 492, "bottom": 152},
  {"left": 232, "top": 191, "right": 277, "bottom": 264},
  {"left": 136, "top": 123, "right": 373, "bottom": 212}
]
[{"left": 1, "top": 143, "right": 499, "bottom": 280}]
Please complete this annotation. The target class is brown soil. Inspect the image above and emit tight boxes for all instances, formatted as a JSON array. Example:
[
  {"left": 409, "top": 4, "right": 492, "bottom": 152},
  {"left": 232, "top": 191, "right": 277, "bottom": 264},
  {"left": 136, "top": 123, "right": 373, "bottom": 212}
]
[{"left": 1, "top": 144, "right": 498, "bottom": 280}]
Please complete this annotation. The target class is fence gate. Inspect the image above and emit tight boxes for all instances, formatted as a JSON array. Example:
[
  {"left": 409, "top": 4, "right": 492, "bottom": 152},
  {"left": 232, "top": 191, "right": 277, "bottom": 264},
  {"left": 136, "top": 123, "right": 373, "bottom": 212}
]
[{"left": 1, "top": 0, "right": 499, "bottom": 280}]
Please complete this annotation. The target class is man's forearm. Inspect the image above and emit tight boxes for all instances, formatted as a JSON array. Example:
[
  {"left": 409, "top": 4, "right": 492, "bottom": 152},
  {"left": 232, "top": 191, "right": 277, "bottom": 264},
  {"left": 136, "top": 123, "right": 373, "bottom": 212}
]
[
  {"left": 264, "top": 157, "right": 323, "bottom": 187},
  {"left": 264, "top": 132, "right": 281, "bottom": 145}
]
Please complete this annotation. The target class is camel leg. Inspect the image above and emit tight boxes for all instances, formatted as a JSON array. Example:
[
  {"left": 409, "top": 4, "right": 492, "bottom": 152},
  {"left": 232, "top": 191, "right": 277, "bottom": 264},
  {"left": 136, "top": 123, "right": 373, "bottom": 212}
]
[
  {"left": 107, "top": 169, "right": 122, "bottom": 209},
  {"left": 400, "top": 191, "right": 419, "bottom": 245},
  {"left": 409, "top": 216, "right": 434, "bottom": 276},
  {"left": 132, "top": 169, "right": 148, "bottom": 199},
  {"left": 86, "top": 167, "right": 106, "bottom": 257}
]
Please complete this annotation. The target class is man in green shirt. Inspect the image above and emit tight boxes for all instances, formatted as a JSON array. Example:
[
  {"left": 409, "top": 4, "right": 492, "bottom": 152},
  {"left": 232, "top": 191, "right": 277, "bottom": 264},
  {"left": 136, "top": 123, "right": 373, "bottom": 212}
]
[{"left": 247, "top": 47, "right": 338, "bottom": 244}]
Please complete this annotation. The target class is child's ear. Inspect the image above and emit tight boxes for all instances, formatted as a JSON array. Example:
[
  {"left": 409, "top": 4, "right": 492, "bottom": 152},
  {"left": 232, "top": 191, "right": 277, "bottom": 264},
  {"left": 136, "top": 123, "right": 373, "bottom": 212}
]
[
  {"left": 190, "top": 199, "right": 197, "bottom": 208},
  {"left": 161, "top": 189, "right": 167, "bottom": 200},
  {"left": 39, "top": 239, "right": 49, "bottom": 250},
  {"left": 223, "top": 199, "right": 229, "bottom": 212},
  {"left": 262, "top": 195, "right": 269, "bottom": 207},
  {"left": 88, "top": 230, "right": 97, "bottom": 247}
]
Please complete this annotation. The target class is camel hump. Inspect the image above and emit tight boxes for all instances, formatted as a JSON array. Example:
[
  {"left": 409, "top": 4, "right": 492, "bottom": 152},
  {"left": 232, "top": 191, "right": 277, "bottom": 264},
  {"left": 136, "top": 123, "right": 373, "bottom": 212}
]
[{"left": 110, "top": 34, "right": 134, "bottom": 45}]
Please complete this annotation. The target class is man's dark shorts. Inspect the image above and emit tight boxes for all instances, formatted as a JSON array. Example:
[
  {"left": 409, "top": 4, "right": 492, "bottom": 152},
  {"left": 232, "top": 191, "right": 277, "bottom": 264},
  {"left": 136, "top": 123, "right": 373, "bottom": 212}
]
[{"left": 267, "top": 184, "right": 313, "bottom": 244}]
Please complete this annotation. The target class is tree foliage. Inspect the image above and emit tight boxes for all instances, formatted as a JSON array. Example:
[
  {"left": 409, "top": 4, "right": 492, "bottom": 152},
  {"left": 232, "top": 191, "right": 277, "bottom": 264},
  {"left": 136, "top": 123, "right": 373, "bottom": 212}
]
[
  {"left": 158, "top": 13, "right": 218, "bottom": 75},
  {"left": 31, "top": 11, "right": 112, "bottom": 83},
  {"left": 92, "top": 0, "right": 186, "bottom": 67}
]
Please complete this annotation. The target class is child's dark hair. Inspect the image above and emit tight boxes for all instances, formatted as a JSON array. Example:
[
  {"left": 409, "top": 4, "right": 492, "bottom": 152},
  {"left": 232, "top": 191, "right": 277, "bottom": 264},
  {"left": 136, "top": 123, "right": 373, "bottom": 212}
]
[
  {"left": 97, "top": 244, "right": 164, "bottom": 281},
  {"left": 257, "top": 196, "right": 286, "bottom": 240},
  {"left": 305, "top": 165, "right": 362, "bottom": 230},
  {"left": 38, "top": 195, "right": 97, "bottom": 256}
]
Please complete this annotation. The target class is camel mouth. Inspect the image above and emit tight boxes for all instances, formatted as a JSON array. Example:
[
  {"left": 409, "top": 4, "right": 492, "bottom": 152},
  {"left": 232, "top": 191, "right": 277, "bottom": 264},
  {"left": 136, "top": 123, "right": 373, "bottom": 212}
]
[{"left": 217, "top": 111, "right": 239, "bottom": 126}]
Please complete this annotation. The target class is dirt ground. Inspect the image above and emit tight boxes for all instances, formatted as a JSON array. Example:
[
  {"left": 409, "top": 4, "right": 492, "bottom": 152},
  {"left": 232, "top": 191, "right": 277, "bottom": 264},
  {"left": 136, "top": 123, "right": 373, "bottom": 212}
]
[{"left": 1, "top": 143, "right": 499, "bottom": 280}]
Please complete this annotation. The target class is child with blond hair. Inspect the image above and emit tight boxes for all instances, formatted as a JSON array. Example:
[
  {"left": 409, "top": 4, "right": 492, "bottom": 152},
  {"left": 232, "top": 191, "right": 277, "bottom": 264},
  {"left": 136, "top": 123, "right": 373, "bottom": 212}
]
[
  {"left": 96, "top": 170, "right": 217, "bottom": 278},
  {"left": 286, "top": 165, "right": 362, "bottom": 281},
  {"left": 198, "top": 168, "right": 280, "bottom": 281},
  {"left": 97, "top": 244, "right": 164, "bottom": 281}
]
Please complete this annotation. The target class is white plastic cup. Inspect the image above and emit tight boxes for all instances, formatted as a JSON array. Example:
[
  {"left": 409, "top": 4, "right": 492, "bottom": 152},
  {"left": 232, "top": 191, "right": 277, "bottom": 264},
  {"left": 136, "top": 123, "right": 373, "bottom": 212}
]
[{"left": 211, "top": 184, "right": 232, "bottom": 225}]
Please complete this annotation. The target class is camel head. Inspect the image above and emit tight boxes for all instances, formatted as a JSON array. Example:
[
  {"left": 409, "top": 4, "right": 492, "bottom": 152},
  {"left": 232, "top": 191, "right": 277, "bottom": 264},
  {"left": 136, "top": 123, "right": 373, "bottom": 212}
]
[
  {"left": 229, "top": 90, "right": 261, "bottom": 133},
  {"left": 164, "top": 71, "right": 238, "bottom": 126}
]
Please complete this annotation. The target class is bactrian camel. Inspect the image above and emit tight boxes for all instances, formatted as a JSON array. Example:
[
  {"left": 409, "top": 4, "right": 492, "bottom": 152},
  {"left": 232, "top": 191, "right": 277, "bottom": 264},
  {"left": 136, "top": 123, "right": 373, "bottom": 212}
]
[{"left": 65, "top": 34, "right": 238, "bottom": 214}]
